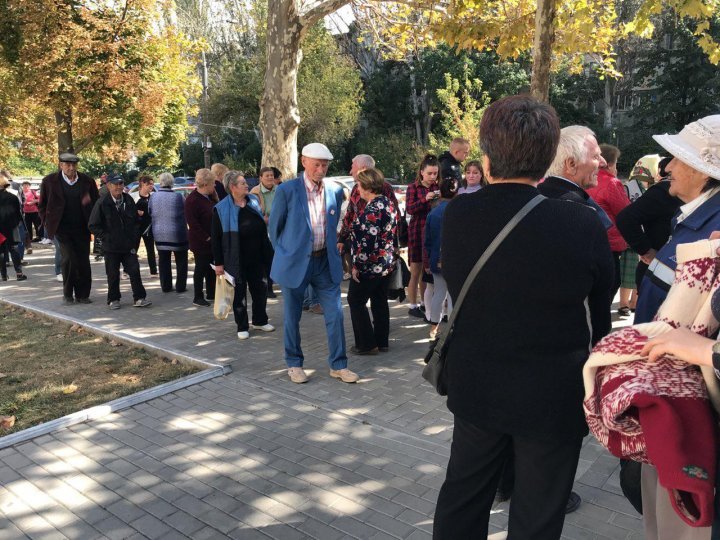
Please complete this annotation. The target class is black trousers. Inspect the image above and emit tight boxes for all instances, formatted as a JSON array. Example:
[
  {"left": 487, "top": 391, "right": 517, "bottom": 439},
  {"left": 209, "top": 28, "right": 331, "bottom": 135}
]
[
  {"left": 24, "top": 213, "right": 41, "bottom": 241},
  {"left": 56, "top": 231, "right": 92, "bottom": 300},
  {"left": 158, "top": 249, "right": 188, "bottom": 292},
  {"left": 347, "top": 274, "right": 391, "bottom": 350},
  {"left": 233, "top": 267, "right": 268, "bottom": 331},
  {"left": 0, "top": 241, "right": 22, "bottom": 277},
  {"left": 433, "top": 416, "right": 583, "bottom": 540},
  {"left": 104, "top": 251, "right": 146, "bottom": 303},
  {"left": 136, "top": 233, "right": 157, "bottom": 274},
  {"left": 611, "top": 251, "right": 622, "bottom": 302},
  {"left": 192, "top": 251, "right": 215, "bottom": 302}
]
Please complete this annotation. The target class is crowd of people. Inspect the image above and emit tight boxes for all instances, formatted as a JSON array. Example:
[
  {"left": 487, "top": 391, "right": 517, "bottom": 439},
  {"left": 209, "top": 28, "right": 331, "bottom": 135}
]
[{"left": 1, "top": 95, "right": 720, "bottom": 539}]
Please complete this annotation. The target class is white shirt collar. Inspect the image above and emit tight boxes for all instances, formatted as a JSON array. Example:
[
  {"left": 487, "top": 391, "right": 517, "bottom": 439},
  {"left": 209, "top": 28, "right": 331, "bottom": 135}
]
[
  {"left": 61, "top": 171, "right": 78, "bottom": 186},
  {"left": 677, "top": 186, "right": 720, "bottom": 224}
]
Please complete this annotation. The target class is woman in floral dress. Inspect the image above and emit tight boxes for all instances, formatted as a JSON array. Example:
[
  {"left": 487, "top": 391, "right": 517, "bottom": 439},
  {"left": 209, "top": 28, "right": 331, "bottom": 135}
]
[{"left": 347, "top": 168, "right": 397, "bottom": 354}]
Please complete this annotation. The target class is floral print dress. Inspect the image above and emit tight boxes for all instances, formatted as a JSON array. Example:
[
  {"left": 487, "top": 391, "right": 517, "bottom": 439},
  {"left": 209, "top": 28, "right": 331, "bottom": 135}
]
[{"left": 351, "top": 195, "right": 397, "bottom": 279}]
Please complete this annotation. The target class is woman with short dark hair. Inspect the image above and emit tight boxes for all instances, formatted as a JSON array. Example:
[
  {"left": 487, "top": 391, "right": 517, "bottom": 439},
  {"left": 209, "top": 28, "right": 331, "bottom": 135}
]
[
  {"left": 432, "top": 95, "right": 613, "bottom": 539},
  {"left": 347, "top": 168, "right": 397, "bottom": 354}
]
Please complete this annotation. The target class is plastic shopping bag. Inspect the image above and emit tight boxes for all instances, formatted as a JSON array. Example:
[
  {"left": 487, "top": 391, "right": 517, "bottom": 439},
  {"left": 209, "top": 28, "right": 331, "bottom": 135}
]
[{"left": 214, "top": 276, "right": 234, "bottom": 320}]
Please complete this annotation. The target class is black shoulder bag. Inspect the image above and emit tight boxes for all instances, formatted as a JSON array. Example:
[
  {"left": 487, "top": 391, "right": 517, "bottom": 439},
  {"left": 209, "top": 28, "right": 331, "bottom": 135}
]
[{"left": 422, "top": 194, "right": 546, "bottom": 395}]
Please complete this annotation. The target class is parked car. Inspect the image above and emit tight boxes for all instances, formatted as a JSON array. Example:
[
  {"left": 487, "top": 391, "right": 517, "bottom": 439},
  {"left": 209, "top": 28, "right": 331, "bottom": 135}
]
[
  {"left": 392, "top": 184, "right": 408, "bottom": 216},
  {"left": 127, "top": 184, "right": 195, "bottom": 201}
]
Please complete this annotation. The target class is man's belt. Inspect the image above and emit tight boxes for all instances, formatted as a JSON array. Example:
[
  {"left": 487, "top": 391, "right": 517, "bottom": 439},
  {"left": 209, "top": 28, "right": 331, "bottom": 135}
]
[
  {"left": 647, "top": 257, "right": 675, "bottom": 292},
  {"left": 311, "top": 247, "right": 327, "bottom": 258}
]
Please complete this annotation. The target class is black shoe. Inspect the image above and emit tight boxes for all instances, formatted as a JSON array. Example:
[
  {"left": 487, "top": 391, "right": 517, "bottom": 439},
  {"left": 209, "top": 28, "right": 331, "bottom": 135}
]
[
  {"left": 565, "top": 491, "right": 581, "bottom": 514},
  {"left": 350, "top": 346, "right": 379, "bottom": 355},
  {"left": 442, "top": 315, "right": 448, "bottom": 322},
  {"left": 62, "top": 297, "right": 74, "bottom": 305},
  {"left": 618, "top": 306, "right": 631, "bottom": 317},
  {"left": 1, "top": 275, "right": 7, "bottom": 281},
  {"left": 76, "top": 298, "right": 92, "bottom": 304},
  {"left": 193, "top": 298, "right": 210, "bottom": 307},
  {"left": 408, "top": 307, "right": 425, "bottom": 318},
  {"left": 16, "top": 274, "right": 27, "bottom": 281},
  {"left": 378, "top": 347, "right": 389, "bottom": 352},
  {"left": 267, "top": 289, "right": 277, "bottom": 298}
]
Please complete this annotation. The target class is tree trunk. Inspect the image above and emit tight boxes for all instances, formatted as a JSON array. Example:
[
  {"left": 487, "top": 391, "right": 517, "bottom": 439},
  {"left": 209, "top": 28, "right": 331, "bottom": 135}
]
[
  {"left": 603, "top": 78, "right": 614, "bottom": 129},
  {"left": 259, "top": 0, "right": 303, "bottom": 179},
  {"left": 55, "top": 109, "right": 74, "bottom": 154},
  {"left": 530, "top": 0, "right": 556, "bottom": 103},
  {"left": 409, "top": 68, "right": 423, "bottom": 146}
]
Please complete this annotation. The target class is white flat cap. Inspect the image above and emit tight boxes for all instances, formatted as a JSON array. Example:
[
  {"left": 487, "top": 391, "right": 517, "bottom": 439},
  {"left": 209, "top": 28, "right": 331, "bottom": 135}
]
[{"left": 301, "top": 143, "right": 333, "bottom": 160}]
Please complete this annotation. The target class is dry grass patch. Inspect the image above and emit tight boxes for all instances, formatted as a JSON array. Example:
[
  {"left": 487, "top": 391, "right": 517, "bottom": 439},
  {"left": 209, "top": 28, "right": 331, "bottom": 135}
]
[{"left": 0, "top": 303, "right": 201, "bottom": 434}]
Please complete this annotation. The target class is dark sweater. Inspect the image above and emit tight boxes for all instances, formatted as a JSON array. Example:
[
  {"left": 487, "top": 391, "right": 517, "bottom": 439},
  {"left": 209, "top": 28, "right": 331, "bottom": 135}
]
[
  {"left": 615, "top": 181, "right": 681, "bottom": 257},
  {"left": 184, "top": 190, "right": 215, "bottom": 255},
  {"left": 59, "top": 179, "right": 86, "bottom": 231},
  {"left": 88, "top": 193, "right": 140, "bottom": 253},
  {"left": 441, "top": 183, "right": 614, "bottom": 440}
]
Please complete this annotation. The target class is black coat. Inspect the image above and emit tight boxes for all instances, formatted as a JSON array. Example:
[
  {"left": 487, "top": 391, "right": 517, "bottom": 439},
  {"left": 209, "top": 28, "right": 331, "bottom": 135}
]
[
  {"left": 0, "top": 189, "right": 22, "bottom": 240},
  {"left": 38, "top": 171, "right": 99, "bottom": 238},
  {"left": 615, "top": 181, "right": 681, "bottom": 257},
  {"left": 438, "top": 151, "right": 463, "bottom": 184},
  {"left": 538, "top": 176, "right": 613, "bottom": 230},
  {"left": 88, "top": 193, "right": 140, "bottom": 253},
  {"left": 441, "top": 183, "right": 614, "bottom": 440}
]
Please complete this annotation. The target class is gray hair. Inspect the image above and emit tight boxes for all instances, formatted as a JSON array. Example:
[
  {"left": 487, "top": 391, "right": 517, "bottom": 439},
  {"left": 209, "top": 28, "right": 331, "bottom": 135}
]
[
  {"left": 353, "top": 154, "right": 376, "bottom": 169},
  {"left": 546, "top": 126, "right": 596, "bottom": 177},
  {"left": 223, "top": 170, "right": 244, "bottom": 193},
  {"left": 158, "top": 172, "right": 174, "bottom": 188}
]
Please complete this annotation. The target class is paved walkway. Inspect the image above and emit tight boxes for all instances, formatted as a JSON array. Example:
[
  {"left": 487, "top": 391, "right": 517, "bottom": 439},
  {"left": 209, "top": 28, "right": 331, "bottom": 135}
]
[{"left": 0, "top": 246, "right": 642, "bottom": 539}]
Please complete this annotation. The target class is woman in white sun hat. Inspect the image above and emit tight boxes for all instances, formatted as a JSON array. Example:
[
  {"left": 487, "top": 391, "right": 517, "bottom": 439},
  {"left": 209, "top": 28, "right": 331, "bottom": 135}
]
[{"left": 634, "top": 114, "right": 720, "bottom": 325}]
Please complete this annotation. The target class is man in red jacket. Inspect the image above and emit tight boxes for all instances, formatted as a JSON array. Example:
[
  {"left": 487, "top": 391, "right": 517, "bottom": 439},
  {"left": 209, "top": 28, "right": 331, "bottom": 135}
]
[
  {"left": 587, "top": 144, "right": 631, "bottom": 303},
  {"left": 39, "top": 153, "right": 99, "bottom": 305}
]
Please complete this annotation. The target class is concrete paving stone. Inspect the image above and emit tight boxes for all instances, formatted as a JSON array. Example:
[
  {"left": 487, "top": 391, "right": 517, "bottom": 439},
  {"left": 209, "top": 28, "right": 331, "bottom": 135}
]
[
  {"left": 128, "top": 514, "right": 174, "bottom": 539},
  {"left": 226, "top": 525, "right": 274, "bottom": 540},
  {"left": 561, "top": 522, "right": 617, "bottom": 540},
  {"left": 104, "top": 459, "right": 141, "bottom": 478},
  {"left": 404, "top": 529, "right": 433, "bottom": 540},
  {"left": 609, "top": 511, "right": 643, "bottom": 531},
  {"left": 395, "top": 507, "right": 434, "bottom": 531},
  {"left": 294, "top": 517, "right": 346, "bottom": 540},
  {"left": 359, "top": 508, "right": 418, "bottom": 539},
  {"left": 0, "top": 464, "right": 23, "bottom": 484},
  {"left": 0, "top": 516, "right": 29, "bottom": 539},
  {"left": 161, "top": 511, "right": 206, "bottom": 536},
  {"left": 330, "top": 515, "right": 384, "bottom": 538},
  {"left": 391, "top": 491, "right": 437, "bottom": 516},
  {"left": 388, "top": 476, "right": 431, "bottom": 499},
  {"left": 56, "top": 519, "right": 105, "bottom": 540},
  {"left": 2, "top": 452, "right": 34, "bottom": 470},
  {"left": 565, "top": 509, "right": 634, "bottom": 539},
  {"left": 105, "top": 500, "right": 147, "bottom": 524}
]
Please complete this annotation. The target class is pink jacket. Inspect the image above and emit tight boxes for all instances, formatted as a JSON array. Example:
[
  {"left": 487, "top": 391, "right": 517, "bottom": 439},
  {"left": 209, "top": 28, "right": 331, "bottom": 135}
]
[{"left": 587, "top": 169, "right": 630, "bottom": 252}]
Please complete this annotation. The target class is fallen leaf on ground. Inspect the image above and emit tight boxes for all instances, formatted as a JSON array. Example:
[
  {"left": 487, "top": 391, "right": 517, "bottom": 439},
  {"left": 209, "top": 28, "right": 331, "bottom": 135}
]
[
  {"left": 0, "top": 416, "right": 16, "bottom": 429},
  {"left": 171, "top": 359, "right": 180, "bottom": 365},
  {"left": 62, "top": 384, "right": 78, "bottom": 394},
  {"left": 0, "top": 373, "right": 7, "bottom": 379},
  {"left": 109, "top": 341, "right": 122, "bottom": 347}
]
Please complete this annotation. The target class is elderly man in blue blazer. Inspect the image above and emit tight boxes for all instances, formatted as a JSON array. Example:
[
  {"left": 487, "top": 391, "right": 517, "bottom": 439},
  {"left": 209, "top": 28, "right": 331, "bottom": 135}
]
[{"left": 269, "top": 143, "right": 359, "bottom": 384}]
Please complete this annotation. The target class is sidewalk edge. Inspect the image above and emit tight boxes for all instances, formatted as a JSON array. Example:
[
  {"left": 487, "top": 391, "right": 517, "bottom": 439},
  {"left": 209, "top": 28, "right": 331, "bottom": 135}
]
[{"left": 0, "top": 367, "right": 231, "bottom": 449}]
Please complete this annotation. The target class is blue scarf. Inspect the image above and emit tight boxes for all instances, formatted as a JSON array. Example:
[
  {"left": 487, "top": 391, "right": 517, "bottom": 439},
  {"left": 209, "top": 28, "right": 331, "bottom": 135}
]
[{"left": 215, "top": 194, "right": 263, "bottom": 232}]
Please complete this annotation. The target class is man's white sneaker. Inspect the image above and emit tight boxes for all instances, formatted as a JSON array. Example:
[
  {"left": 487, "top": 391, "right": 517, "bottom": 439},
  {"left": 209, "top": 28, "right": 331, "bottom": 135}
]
[
  {"left": 237, "top": 331, "right": 250, "bottom": 340},
  {"left": 133, "top": 298, "right": 152, "bottom": 308},
  {"left": 109, "top": 300, "right": 121, "bottom": 310},
  {"left": 56, "top": 274, "right": 63, "bottom": 282},
  {"left": 252, "top": 323, "right": 275, "bottom": 332}
]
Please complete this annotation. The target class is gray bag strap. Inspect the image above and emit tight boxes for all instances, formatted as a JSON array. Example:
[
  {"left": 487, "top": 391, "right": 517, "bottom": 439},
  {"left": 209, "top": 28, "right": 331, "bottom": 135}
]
[{"left": 434, "top": 194, "right": 546, "bottom": 351}]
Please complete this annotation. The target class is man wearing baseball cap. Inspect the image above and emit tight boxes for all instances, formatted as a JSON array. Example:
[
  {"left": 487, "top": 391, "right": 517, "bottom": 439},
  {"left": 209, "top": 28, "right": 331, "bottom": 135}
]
[
  {"left": 38, "top": 153, "right": 99, "bottom": 305},
  {"left": 268, "top": 142, "right": 359, "bottom": 384},
  {"left": 88, "top": 174, "right": 152, "bottom": 310}
]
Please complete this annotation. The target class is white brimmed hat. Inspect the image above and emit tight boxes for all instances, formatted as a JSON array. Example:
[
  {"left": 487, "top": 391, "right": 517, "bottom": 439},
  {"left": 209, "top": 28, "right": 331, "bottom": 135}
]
[
  {"left": 653, "top": 115, "right": 720, "bottom": 180},
  {"left": 301, "top": 143, "right": 333, "bottom": 160}
]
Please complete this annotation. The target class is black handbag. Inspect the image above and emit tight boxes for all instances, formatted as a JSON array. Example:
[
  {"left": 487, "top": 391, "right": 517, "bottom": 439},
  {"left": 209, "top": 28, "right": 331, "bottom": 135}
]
[{"left": 422, "top": 194, "right": 546, "bottom": 395}]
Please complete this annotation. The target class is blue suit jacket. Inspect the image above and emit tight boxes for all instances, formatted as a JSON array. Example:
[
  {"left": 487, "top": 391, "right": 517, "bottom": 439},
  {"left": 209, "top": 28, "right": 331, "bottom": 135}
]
[{"left": 268, "top": 174, "right": 345, "bottom": 288}]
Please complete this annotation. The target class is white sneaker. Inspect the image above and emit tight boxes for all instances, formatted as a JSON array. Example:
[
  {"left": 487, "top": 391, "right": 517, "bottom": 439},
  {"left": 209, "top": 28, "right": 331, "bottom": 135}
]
[
  {"left": 252, "top": 323, "right": 275, "bottom": 332},
  {"left": 40, "top": 238, "right": 52, "bottom": 245},
  {"left": 133, "top": 298, "right": 152, "bottom": 308},
  {"left": 237, "top": 331, "right": 250, "bottom": 340},
  {"left": 56, "top": 274, "right": 63, "bottom": 282},
  {"left": 109, "top": 300, "right": 121, "bottom": 310}
]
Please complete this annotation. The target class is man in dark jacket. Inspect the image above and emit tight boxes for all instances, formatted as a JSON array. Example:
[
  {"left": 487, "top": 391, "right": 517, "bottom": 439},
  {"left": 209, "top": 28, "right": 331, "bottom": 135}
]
[
  {"left": 438, "top": 138, "right": 470, "bottom": 187},
  {"left": 88, "top": 174, "right": 151, "bottom": 310},
  {"left": 38, "top": 153, "right": 99, "bottom": 305},
  {"left": 539, "top": 126, "right": 613, "bottom": 231}
]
